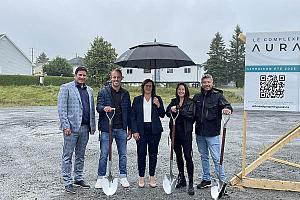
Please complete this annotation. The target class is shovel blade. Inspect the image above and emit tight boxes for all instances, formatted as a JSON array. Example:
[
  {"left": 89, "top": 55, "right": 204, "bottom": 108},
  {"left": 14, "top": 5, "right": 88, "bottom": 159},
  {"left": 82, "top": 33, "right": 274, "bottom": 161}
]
[
  {"left": 211, "top": 179, "right": 220, "bottom": 200},
  {"left": 102, "top": 177, "right": 118, "bottom": 196},
  {"left": 163, "top": 174, "right": 177, "bottom": 194},
  {"left": 218, "top": 182, "right": 227, "bottom": 199},
  {"left": 211, "top": 185, "right": 219, "bottom": 200}
]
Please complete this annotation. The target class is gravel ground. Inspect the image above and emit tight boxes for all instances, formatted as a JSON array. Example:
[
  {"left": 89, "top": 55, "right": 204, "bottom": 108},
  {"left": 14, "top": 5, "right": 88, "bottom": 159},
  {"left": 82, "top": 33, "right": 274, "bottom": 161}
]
[{"left": 0, "top": 105, "right": 299, "bottom": 200}]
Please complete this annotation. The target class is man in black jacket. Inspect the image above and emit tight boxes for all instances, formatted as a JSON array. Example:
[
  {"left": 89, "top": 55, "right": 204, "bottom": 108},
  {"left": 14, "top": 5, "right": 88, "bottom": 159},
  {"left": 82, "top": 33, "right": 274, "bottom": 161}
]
[
  {"left": 94, "top": 69, "right": 132, "bottom": 189},
  {"left": 192, "top": 74, "right": 232, "bottom": 189}
]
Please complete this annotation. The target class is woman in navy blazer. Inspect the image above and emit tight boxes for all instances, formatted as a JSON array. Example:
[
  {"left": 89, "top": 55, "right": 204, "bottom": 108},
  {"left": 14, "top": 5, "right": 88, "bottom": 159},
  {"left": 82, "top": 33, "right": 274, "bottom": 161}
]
[{"left": 131, "top": 79, "right": 165, "bottom": 188}]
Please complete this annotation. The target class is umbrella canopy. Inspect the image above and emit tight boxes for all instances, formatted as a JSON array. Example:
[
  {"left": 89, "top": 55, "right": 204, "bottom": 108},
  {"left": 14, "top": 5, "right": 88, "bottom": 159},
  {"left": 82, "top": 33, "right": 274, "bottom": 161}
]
[{"left": 115, "top": 42, "right": 195, "bottom": 69}]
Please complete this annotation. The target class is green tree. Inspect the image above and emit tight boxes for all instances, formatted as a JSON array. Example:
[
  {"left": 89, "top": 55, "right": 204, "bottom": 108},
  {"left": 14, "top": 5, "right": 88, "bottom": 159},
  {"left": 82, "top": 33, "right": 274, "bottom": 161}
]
[
  {"left": 204, "top": 32, "right": 228, "bottom": 86},
  {"left": 36, "top": 52, "right": 49, "bottom": 64},
  {"left": 84, "top": 36, "right": 117, "bottom": 86},
  {"left": 227, "top": 25, "right": 245, "bottom": 87},
  {"left": 43, "top": 56, "right": 73, "bottom": 77}
]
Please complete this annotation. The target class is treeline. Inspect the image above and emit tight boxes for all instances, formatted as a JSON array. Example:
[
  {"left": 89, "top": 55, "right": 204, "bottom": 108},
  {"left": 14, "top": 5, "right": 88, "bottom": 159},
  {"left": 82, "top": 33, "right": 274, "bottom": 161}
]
[
  {"left": 36, "top": 25, "right": 245, "bottom": 88},
  {"left": 204, "top": 25, "right": 245, "bottom": 87},
  {"left": 36, "top": 36, "right": 117, "bottom": 87}
]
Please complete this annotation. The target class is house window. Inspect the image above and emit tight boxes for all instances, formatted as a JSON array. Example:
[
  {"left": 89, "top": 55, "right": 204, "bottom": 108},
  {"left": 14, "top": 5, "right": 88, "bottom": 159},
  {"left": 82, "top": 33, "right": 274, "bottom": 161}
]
[
  {"left": 184, "top": 68, "right": 191, "bottom": 73},
  {"left": 144, "top": 69, "right": 151, "bottom": 73},
  {"left": 127, "top": 69, "right": 133, "bottom": 74},
  {"left": 167, "top": 68, "right": 173, "bottom": 73}
]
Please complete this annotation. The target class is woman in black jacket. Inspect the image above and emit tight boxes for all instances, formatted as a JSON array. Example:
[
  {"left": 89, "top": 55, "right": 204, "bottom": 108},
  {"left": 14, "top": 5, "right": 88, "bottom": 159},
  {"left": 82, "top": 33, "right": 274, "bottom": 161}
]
[{"left": 166, "top": 83, "right": 195, "bottom": 195}]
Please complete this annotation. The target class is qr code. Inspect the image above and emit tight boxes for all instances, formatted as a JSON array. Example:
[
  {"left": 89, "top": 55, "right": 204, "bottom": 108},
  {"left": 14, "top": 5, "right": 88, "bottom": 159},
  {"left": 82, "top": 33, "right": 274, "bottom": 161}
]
[{"left": 260, "top": 75, "right": 285, "bottom": 98}]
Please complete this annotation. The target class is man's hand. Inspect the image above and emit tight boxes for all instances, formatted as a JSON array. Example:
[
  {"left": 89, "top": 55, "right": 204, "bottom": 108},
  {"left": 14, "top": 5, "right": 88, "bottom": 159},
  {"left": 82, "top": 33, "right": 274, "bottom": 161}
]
[
  {"left": 63, "top": 128, "right": 72, "bottom": 136},
  {"left": 103, "top": 106, "right": 113, "bottom": 112},
  {"left": 222, "top": 108, "right": 232, "bottom": 115},
  {"left": 127, "top": 129, "right": 132, "bottom": 140},
  {"left": 133, "top": 132, "right": 140, "bottom": 141}
]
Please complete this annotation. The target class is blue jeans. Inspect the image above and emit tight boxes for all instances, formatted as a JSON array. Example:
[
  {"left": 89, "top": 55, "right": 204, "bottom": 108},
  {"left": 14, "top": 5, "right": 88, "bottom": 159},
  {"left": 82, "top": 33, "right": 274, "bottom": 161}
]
[
  {"left": 196, "top": 135, "right": 226, "bottom": 182},
  {"left": 61, "top": 125, "right": 89, "bottom": 186},
  {"left": 97, "top": 129, "right": 127, "bottom": 178}
]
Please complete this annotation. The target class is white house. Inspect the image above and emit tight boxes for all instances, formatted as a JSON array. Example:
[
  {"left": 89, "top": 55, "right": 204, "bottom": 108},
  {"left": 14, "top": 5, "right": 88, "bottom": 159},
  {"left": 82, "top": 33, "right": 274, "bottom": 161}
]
[
  {"left": 0, "top": 34, "right": 32, "bottom": 75},
  {"left": 121, "top": 65, "right": 204, "bottom": 85}
]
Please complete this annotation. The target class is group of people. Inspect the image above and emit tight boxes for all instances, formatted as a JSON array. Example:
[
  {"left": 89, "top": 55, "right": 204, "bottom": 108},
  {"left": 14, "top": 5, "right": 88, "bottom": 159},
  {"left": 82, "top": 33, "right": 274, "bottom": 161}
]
[{"left": 58, "top": 67, "right": 232, "bottom": 196}]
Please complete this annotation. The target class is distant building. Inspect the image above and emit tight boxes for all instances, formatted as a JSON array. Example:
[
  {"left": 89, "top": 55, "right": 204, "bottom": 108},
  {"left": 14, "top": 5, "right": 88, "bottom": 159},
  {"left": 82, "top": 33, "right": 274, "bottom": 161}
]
[
  {"left": 0, "top": 34, "right": 32, "bottom": 75},
  {"left": 32, "top": 62, "right": 47, "bottom": 76},
  {"left": 121, "top": 65, "right": 204, "bottom": 86},
  {"left": 221, "top": 80, "right": 236, "bottom": 88},
  {"left": 68, "top": 56, "right": 85, "bottom": 74}
]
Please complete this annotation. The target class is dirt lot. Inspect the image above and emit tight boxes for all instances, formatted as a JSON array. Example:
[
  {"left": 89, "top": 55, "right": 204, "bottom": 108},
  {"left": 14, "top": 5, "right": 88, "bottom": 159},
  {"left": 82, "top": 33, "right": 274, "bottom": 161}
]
[{"left": 0, "top": 105, "right": 299, "bottom": 200}]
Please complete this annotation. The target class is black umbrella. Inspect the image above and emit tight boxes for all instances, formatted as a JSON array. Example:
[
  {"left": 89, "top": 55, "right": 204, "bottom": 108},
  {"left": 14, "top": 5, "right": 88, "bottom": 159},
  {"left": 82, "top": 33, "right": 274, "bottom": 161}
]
[{"left": 115, "top": 42, "right": 195, "bottom": 69}]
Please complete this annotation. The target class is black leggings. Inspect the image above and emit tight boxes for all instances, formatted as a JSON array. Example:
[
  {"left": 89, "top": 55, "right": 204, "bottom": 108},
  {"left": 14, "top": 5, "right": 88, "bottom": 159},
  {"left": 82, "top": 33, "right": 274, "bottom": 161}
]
[{"left": 174, "top": 125, "right": 194, "bottom": 178}]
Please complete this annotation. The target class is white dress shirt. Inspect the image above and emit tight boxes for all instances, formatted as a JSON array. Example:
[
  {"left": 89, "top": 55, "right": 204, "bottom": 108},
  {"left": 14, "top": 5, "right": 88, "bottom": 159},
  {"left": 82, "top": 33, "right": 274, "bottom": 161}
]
[{"left": 143, "top": 97, "right": 152, "bottom": 122}]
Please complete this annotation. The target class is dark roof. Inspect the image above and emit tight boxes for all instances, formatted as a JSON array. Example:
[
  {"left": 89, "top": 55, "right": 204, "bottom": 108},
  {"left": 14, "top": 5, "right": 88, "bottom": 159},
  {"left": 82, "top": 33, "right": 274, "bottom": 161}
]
[{"left": 68, "top": 57, "right": 84, "bottom": 66}]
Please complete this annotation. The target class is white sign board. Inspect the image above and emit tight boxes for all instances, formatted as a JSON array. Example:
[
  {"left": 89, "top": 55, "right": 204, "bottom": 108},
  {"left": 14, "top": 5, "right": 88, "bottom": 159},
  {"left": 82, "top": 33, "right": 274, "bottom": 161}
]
[{"left": 244, "top": 31, "right": 300, "bottom": 112}]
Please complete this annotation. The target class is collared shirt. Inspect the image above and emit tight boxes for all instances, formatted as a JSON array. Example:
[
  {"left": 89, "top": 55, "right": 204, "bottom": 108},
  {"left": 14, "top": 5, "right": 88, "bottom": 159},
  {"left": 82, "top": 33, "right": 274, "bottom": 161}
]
[
  {"left": 111, "top": 87, "right": 123, "bottom": 129},
  {"left": 76, "top": 81, "right": 90, "bottom": 125}
]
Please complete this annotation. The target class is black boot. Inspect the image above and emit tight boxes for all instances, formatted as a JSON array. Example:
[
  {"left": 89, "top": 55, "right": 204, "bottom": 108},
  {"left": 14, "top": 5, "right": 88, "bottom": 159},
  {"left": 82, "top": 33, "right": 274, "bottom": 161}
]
[
  {"left": 187, "top": 177, "right": 194, "bottom": 195},
  {"left": 176, "top": 173, "right": 186, "bottom": 188}
]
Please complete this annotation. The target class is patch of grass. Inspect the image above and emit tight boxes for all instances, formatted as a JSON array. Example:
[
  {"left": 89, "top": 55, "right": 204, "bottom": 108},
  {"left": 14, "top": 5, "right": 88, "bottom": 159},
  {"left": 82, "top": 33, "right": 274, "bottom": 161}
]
[
  {"left": 0, "top": 85, "right": 60, "bottom": 106},
  {"left": 0, "top": 85, "right": 243, "bottom": 107}
]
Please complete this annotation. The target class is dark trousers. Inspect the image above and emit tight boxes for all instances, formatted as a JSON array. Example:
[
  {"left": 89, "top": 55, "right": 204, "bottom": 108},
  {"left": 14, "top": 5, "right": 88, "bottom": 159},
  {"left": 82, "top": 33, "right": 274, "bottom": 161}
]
[
  {"left": 174, "top": 125, "right": 194, "bottom": 179},
  {"left": 136, "top": 122, "right": 161, "bottom": 177}
]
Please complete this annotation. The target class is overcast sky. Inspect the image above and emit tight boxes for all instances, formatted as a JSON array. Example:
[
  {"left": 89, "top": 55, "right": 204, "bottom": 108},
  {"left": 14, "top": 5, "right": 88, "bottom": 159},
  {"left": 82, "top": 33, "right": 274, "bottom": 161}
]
[{"left": 1, "top": 0, "right": 300, "bottom": 64}]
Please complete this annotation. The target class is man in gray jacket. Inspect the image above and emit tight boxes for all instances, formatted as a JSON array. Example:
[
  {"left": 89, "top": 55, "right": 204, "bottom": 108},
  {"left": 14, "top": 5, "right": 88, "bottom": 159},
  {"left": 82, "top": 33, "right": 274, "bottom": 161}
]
[{"left": 58, "top": 67, "right": 96, "bottom": 194}]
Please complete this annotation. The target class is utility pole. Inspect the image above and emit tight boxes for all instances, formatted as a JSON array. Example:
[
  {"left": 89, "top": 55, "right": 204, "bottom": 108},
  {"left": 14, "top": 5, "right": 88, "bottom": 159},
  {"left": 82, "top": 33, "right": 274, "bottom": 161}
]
[
  {"left": 30, "top": 48, "right": 34, "bottom": 75},
  {"left": 31, "top": 48, "right": 34, "bottom": 63}
]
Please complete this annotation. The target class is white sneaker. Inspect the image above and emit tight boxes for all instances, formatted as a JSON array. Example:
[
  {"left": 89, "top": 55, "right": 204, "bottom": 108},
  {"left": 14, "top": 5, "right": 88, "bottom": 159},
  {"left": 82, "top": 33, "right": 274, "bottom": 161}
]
[
  {"left": 120, "top": 177, "right": 130, "bottom": 188},
  {"left": 94, "top": 178, "right": 103, "bottom": 189}
]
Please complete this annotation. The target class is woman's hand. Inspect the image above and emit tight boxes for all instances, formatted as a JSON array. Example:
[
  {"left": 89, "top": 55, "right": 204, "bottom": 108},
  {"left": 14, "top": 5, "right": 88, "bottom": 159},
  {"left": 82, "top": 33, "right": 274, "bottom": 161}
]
[
  {"left": 170, "top": 106, "right": 177, "bottom": 113},
  {"left": 153, "top": 97, "right": 160, "bottom": 108}
]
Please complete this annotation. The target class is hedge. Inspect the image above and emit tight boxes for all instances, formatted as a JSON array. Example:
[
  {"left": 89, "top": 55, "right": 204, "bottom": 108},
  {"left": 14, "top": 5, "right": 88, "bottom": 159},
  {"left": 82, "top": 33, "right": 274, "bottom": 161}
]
[
  {"left": 0, "top": 75, "right": 74, "bottom": 86},
  {"left": 44, "top": 76, "right": 74, "bottom": 86}
]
